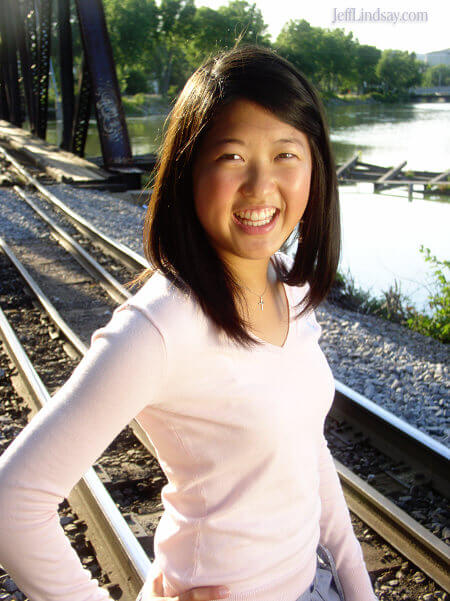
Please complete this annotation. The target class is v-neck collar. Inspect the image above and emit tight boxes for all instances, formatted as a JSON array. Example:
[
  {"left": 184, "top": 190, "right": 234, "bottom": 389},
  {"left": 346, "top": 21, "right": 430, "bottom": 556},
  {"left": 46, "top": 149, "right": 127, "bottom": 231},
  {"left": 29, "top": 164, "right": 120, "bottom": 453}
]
[{"left": 249, "top": 255, "right": 292, "bottom": 352}]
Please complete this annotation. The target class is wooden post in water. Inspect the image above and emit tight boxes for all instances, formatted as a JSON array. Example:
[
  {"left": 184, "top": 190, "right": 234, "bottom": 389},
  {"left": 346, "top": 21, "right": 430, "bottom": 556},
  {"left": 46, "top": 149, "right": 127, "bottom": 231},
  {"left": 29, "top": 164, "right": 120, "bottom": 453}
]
[{"left": 408, "top": 184, "right": 413, "bottom": 202}]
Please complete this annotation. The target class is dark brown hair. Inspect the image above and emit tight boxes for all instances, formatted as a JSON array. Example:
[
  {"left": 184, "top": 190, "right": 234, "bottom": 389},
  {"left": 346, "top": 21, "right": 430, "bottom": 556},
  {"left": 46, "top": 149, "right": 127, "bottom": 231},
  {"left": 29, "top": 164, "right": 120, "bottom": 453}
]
[{"left": 131, "top": 43, "right": 340, "bottom": 347}]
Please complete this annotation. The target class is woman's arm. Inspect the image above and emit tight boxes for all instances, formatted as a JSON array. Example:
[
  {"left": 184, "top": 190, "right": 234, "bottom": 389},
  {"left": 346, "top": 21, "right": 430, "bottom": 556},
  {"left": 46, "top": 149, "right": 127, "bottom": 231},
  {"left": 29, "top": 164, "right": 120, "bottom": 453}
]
[
  {"left": 0, "top": 303, "right": 167, "bottom": 601},
  {"left": 318, "top": 434, "right": 378, "bottom": 601}
]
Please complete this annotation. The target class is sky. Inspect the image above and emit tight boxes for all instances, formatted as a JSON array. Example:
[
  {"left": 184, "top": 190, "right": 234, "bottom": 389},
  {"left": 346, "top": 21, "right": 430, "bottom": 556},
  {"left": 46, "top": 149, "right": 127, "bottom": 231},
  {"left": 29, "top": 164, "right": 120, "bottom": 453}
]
[{"left": 194, "top": 0, "right": 450, "bottom": 55}]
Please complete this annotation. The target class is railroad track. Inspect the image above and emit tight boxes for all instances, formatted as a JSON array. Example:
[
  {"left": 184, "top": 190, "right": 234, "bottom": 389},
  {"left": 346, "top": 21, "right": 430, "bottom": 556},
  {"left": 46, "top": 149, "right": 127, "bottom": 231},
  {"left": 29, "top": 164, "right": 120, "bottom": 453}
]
[{"left": 0, "top": 143, "right": 448, "bottom": 599}]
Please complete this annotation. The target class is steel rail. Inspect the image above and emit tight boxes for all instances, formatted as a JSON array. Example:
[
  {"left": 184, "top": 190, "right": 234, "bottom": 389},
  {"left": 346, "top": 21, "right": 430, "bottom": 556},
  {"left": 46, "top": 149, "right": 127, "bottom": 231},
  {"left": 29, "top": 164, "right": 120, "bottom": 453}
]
[
  {"left": 338, "top": 460, "right": 450, "bottom": 591},
  {"left": 0, "top": 235, "right": 157, "bottom": 458},
  {"left": 0, "top": 305, "right": 151, "bottom": 601},
  {"left": 332, "top": 381, "right": 449, "bottom": 499},
  {"left": 12, "top": 184, "right": 129, "bottom": 305},
  {"left": 0, "top": 143, "right": 148, "bottom": 273}
]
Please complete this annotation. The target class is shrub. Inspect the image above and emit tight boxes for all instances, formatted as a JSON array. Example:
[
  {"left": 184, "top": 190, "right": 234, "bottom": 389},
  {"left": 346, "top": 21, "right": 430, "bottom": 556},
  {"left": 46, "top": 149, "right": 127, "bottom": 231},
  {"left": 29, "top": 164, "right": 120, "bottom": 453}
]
[
  {"left": 367, "top": 91, "right": 386, "bottom": 102},
  {"left": 405, "top": 246, "right": 449, "bottom": 343}
]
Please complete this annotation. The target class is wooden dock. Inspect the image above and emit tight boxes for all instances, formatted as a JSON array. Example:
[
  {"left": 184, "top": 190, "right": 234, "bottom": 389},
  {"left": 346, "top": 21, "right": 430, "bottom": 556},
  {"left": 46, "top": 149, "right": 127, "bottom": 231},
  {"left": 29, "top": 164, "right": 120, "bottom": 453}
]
[{"left": 337, "top": 151, "right": 450, "bottom": 198}]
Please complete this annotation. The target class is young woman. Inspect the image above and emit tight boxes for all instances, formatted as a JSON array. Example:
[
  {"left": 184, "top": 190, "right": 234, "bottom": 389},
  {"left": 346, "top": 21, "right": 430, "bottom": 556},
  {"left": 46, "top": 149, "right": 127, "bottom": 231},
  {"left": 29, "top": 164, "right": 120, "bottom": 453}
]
[{"left": 0, "top": 45, "right": 377, "bottom": 601}]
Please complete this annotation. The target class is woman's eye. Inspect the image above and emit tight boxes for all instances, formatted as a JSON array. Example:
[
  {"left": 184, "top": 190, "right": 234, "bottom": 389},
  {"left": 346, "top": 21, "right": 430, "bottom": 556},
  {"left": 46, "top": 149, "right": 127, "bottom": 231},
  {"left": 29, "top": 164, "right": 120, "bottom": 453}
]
[
  {"left": 217, "top": 152, "right": 298, "bottom": 162},
  {"left": 219, "top": 153, "right": 241, "bottom": 161},
  {"left": 277, "top": 152, "right": 297, "bottom": 159}
]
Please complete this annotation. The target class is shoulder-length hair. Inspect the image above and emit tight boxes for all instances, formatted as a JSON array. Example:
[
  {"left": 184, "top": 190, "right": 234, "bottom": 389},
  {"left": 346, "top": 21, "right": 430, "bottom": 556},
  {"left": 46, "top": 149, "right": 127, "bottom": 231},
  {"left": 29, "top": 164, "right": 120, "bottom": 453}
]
[{"left": 131, "top": 43, "right": 340, "bottom": 348}]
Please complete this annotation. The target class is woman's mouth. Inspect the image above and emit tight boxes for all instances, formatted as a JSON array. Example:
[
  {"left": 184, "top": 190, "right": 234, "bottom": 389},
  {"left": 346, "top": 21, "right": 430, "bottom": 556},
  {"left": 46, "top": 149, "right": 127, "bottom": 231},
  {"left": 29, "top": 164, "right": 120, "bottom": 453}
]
[{"left": 232, "top": 207, "right": 280, "bottom": 234}]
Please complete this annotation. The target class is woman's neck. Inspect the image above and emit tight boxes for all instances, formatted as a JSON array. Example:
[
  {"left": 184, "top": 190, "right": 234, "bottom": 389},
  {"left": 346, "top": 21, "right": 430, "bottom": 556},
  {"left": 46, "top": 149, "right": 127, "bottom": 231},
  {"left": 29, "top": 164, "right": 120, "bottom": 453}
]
[{"left": 224, "top": 255, "right": 274, "bottom": 295}]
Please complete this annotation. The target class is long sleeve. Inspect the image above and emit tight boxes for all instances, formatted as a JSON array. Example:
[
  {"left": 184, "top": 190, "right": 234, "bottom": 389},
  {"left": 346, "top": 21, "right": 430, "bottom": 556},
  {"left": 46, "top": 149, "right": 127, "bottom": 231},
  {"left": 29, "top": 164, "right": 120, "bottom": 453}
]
[
  {"left": 0, "top": 303, "right": 167, "bottom": 601},
  {"left": 318, "top": 434, "right": 378, "bottom": 601}
]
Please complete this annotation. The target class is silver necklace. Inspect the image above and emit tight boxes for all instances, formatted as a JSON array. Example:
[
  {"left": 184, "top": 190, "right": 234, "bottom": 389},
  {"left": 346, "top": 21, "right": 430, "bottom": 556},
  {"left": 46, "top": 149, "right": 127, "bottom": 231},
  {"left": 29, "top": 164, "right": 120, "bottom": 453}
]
[{"left": 240, "top": 280, "right": 269, "bottom": 311}]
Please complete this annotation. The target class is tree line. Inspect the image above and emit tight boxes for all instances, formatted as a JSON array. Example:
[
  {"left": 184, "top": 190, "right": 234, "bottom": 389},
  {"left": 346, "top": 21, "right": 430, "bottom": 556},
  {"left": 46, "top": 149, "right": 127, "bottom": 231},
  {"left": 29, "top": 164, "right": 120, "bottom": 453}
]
[{"left": 70, "top": 0, "right": 450, "bottom": 99}]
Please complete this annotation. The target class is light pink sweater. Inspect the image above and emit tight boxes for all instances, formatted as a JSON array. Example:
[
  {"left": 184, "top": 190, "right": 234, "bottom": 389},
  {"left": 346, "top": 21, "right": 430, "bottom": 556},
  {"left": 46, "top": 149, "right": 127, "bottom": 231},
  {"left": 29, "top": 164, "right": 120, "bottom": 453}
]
[{"left": 0, "top": 252, "right": 377, "bottom": 601}]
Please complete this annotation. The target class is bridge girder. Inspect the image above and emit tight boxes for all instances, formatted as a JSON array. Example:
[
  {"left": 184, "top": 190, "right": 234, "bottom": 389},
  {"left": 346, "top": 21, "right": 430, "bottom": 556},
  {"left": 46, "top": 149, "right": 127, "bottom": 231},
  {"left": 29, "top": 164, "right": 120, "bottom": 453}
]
[{"left": 0, "top": 0, "right": 133, "bottom": 170}]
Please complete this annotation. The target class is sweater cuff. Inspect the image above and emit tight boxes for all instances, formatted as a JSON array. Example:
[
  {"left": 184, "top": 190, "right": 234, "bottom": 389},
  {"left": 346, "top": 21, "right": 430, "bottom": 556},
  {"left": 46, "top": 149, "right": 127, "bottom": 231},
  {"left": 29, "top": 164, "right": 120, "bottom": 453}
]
[{"left": 338, "top": 561, "right": 378, "bottom": 601}]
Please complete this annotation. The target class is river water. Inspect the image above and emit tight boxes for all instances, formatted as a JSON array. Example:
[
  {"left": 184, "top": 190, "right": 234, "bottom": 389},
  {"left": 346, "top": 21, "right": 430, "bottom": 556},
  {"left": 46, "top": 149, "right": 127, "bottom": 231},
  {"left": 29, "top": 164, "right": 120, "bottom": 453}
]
[{"left": 46, "top": 101, "right": 449, "bottom": 314}]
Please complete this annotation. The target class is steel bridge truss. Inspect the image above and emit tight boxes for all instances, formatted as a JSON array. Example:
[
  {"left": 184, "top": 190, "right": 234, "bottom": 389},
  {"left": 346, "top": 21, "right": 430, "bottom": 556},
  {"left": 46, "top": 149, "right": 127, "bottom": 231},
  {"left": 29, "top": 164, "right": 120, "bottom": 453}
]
[{"left": 0, "top": 0, "right": 133, "bottom": 170}]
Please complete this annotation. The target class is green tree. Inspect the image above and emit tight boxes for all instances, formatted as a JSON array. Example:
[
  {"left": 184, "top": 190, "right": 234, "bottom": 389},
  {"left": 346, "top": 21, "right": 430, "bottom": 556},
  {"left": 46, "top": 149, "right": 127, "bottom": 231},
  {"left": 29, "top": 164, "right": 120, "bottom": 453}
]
[
  {"left": 422, "top": 64, "right": 450, "bottom": 87},
  {"left": 315, "top": 28, "right": 357, "bottom": 93},
  {"left": 103, "top": 0, "right": 158, "bottom": 91},
  {"left": 376, "top": 49, "right": 422, "bottom": 93},
  {"left": 276, "top": 21, "right": 360, "bottom": 94},
  {"left": 217, "top": 1, "right": 270, "bottom": 46},
  {"left": 152, "top": 0, "right": 197, "bottom": 96},
  {"left": 275, "top": 19, "right": 322, "bottom": 83},
  {"left": 353, "top": 43, "right": 382, "bottom": 93},
  {"left": 189, "top": 6, "right": 231, "bottom": 58},
  {"left": 187, "top": 1, "right": 270, "bottom": 69}
]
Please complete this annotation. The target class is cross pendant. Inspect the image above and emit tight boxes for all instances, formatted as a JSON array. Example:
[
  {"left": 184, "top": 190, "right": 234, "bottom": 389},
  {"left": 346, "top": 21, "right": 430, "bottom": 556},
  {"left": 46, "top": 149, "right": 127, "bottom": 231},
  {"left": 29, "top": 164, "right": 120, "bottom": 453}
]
[{"left": 258, "top": 296, "right": 264, "bottom": 311}]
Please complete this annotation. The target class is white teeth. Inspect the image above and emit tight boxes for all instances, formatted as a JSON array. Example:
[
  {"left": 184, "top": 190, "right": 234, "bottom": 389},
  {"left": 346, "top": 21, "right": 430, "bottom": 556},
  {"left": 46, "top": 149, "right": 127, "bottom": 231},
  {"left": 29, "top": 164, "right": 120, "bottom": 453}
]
[
  {"left": 240, "top": 218, "right": 272, "bottom": 226},
  {"left": 234, "top": 209, "right": 277, "bottom": 227},
  {"left": 234, "top": 208, "right": 277, "bottom": 222}
]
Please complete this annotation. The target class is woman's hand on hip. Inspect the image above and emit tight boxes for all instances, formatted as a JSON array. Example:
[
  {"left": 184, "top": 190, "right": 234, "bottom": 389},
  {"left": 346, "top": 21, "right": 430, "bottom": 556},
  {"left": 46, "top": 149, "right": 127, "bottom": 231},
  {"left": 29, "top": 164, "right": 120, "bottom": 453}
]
[{"left": 145, "top": 567, "right": 230, "bottom": 600}]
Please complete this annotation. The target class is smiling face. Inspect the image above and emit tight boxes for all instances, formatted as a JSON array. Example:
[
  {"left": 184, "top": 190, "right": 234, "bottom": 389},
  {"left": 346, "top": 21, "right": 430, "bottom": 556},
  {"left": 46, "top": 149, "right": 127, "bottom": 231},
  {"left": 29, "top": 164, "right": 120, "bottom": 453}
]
[{"left": 192, "top": 98, "right": 312, "bottom": 271}]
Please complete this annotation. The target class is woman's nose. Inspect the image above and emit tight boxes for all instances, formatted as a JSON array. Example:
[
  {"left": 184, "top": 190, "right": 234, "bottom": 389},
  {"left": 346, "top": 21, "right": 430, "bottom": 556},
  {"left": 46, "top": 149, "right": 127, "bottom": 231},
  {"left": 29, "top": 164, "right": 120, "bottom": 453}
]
[{"left": 241, "top": 163, "right": 276, "bottom": 198}]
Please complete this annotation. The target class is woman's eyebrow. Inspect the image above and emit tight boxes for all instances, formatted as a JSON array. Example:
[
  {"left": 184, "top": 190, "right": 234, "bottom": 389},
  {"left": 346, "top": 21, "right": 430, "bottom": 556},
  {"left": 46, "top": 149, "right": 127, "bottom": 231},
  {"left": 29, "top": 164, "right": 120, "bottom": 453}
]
[
  {"left": 212, "top": 137, "right": 245, "bottom": 147},
  {"left": 276, "top": 137, "right": 306, "bottom": 149},
  {"left": 212, "top": 137, "right": 306, "bottom": 149}
]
